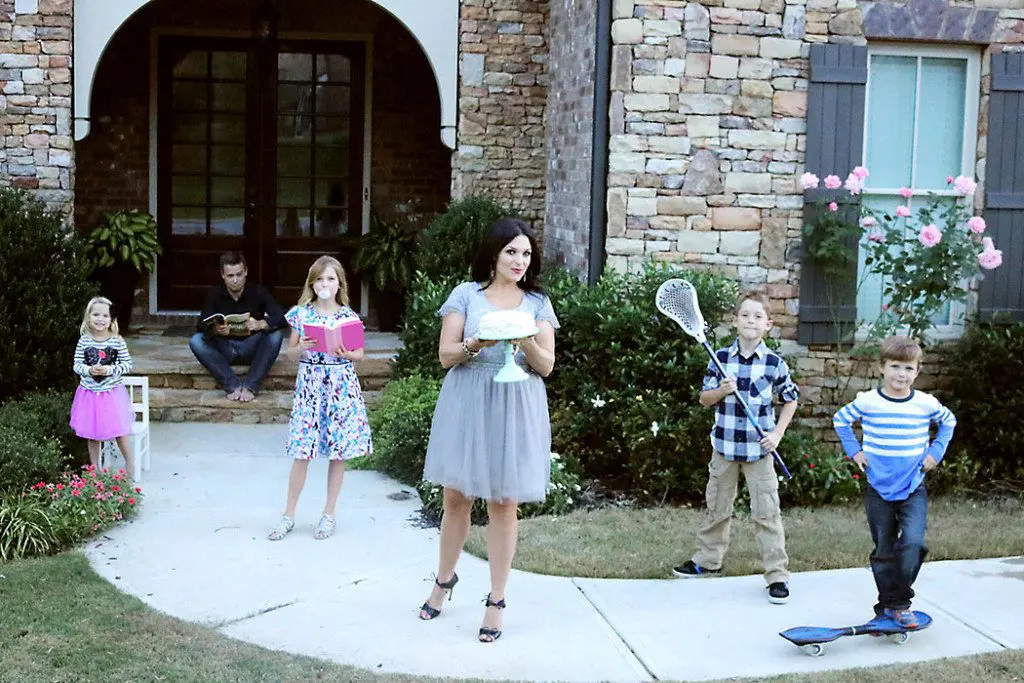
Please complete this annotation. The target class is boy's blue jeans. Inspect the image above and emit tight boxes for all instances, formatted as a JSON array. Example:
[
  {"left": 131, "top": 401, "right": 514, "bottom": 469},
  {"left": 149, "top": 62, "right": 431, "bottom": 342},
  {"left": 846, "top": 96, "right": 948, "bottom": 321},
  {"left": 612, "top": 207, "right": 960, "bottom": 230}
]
[
  {"left": 189, "top": 330, "right": 284, "bottom": 393},
  {"left": 865, "top": 483, "right": 928, "bottom": 615}
]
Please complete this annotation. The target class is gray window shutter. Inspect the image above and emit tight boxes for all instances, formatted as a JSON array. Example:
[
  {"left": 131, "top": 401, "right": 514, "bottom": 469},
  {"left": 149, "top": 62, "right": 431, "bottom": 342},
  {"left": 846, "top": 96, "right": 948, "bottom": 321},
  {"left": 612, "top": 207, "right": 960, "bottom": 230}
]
[
  {"left": 799, "top": 44, "right": 867, "bottom": 345},
  {"left": 979, "top": 52, "right": 1024, "bottom": 322}
]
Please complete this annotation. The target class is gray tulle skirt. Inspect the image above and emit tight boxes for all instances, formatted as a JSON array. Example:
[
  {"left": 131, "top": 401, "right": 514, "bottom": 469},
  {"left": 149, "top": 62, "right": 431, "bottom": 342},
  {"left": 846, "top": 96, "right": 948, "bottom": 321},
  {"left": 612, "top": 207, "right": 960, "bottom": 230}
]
[{"left": 422, "top": 360, "right": 552, "bottom": 503}]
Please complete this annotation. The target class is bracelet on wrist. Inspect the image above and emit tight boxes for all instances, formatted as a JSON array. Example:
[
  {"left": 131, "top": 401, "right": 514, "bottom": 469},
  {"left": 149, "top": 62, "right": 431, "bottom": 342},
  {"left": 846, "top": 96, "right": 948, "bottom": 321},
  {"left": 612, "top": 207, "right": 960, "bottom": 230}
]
[{"left": 462, "top": 339, "right": 480, "bottom": 358}]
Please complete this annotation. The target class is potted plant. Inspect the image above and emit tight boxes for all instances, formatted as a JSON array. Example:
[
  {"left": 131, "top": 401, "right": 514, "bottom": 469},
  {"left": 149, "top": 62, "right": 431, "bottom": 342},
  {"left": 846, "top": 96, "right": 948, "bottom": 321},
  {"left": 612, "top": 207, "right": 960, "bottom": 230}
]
[
  {"left": 85, "top": 210, "right": 161, "bottom": 330},
  {"left": 354, "top": 211, "right": 418, "bottom": 331}
]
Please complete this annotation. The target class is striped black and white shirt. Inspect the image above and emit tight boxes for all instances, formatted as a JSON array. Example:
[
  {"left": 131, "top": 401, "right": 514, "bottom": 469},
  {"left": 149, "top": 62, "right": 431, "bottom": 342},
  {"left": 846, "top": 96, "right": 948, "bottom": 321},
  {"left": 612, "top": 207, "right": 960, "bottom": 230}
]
[
  {"left": 73, "top": 334, "right": 132, "bottom": 392},
  {"left": 702, "top": 340, "right": 800, "bottom": 462}
]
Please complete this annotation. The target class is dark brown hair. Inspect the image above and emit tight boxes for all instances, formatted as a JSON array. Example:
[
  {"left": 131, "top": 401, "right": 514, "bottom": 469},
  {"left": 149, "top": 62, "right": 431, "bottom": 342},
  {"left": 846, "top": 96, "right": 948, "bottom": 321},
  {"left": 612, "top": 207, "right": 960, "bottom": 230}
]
[
  {"left": 219, "top": 251, "right": 247, "bottom": 271},
  {"left": 471, "top": 217, "right": 544, "bottom": 294}
]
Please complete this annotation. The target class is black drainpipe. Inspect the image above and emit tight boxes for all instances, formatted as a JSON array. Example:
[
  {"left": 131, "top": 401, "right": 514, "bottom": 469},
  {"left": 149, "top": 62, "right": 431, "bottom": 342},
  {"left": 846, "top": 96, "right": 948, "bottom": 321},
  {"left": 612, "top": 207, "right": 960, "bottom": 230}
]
[{"left": 588, "top": 0, "right": 613, "bottom": 286}]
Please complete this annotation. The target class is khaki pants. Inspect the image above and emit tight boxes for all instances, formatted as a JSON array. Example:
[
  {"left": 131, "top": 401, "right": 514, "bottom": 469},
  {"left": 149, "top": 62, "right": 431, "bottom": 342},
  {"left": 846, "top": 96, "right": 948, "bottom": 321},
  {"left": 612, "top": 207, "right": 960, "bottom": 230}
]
[{"left": 692, "top": 451, "right": 789, "bottom": 585}]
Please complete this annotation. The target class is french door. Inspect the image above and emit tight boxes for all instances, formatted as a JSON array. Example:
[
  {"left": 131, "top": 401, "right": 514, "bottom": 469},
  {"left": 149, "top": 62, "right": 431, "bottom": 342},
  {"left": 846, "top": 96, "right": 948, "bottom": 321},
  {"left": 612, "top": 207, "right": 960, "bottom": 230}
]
[{"left": 157, "top": 36, "right": 365, "bottom": 310}]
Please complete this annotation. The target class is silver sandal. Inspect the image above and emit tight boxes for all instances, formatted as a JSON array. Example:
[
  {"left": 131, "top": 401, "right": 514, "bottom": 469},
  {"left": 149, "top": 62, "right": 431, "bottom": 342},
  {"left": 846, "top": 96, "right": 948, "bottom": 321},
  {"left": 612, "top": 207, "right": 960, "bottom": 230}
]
[
  {"left": 267, "top": 514, "right": 295, "bottom": 541},
  {"left": 313, "top": 514, "right": 336, "bottom": 540}
]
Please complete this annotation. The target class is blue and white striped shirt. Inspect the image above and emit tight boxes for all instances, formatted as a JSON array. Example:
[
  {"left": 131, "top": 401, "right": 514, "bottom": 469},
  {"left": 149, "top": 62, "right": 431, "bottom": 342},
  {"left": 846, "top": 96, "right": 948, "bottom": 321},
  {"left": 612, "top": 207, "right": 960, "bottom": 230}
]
[
  {"left": 73, "top": 334, "right": 132, "bottom": 393},
  {"left": 833, "top": 388, "right": 956, "bottom": 501}
]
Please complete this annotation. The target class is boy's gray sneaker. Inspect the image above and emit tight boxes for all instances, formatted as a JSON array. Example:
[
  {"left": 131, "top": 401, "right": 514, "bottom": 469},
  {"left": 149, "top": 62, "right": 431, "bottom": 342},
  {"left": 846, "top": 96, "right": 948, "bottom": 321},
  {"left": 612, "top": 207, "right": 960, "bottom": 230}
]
[
  {"left": 767, "top": 581, "right": 790, "bottom": 604},
  {"left": 672, "top": 560, "right": 721, "bottom": 578}
]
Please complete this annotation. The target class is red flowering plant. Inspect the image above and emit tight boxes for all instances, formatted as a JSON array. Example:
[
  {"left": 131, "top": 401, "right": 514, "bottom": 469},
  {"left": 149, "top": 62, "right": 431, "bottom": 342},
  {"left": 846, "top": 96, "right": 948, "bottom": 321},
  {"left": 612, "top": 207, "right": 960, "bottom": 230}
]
[
  {"left": 777, "top": 425, "right": 861, "bottom": 507},
  {"left": 29, "top": 465, "right": 143, "bottom": 544}
]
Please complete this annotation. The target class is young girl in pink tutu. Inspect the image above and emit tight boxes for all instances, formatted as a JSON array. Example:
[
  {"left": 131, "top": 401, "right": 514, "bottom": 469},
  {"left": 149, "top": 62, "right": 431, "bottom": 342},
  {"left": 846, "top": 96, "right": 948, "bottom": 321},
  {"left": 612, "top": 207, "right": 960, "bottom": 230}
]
[{"left": 70, "top": 296, "right": 136, "bottom": 479}]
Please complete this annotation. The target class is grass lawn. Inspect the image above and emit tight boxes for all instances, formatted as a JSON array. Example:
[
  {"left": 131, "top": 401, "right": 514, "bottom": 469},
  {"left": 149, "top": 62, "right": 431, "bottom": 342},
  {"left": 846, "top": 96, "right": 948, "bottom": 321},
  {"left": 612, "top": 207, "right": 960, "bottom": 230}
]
[
  {"left": 465, "top": 495, "right": 1024, "bottom": 579},
  {"left": 1, "top": 551, "right": 1023, "bottom": 682}
]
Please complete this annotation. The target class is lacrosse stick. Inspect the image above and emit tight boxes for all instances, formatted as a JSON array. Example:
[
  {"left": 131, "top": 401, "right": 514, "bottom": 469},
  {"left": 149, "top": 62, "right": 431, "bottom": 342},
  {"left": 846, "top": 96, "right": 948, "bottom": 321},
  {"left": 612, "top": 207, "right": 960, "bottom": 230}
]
[{"left": 655, "top": 278, "right": 792, "bottom": 479}]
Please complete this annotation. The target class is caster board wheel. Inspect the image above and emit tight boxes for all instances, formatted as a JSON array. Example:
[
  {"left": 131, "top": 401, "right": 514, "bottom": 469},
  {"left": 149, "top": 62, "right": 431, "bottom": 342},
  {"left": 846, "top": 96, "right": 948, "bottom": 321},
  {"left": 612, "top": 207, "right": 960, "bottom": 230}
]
[{"left": 780, "top": 611, "right": 931, "bottom": 654}]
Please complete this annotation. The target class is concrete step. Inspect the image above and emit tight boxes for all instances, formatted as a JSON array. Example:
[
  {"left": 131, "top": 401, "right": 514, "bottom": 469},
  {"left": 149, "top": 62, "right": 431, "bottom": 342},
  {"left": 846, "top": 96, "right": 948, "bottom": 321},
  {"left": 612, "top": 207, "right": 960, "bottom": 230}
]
[{"left": 150, "top": 387, "right": 382, "bottom": 423}]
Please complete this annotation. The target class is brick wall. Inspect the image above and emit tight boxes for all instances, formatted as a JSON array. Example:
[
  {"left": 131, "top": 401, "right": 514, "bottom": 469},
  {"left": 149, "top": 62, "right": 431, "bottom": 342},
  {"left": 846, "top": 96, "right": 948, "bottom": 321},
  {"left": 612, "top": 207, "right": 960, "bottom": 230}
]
[
  {"left": 454, "top": 0, "right": 549, "bottom": 229},
  {"left": 544, "top": 0, "right": 597, "bottom": 272},
  {"left": 0, "top": 0, "right": 73, "bottom": 213}
]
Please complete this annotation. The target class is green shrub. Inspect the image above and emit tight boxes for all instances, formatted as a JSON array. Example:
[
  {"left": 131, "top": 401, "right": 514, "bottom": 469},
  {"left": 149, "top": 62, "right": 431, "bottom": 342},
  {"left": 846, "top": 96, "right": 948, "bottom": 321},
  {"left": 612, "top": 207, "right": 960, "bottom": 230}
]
[
  {"left": 30, "top": 465, "right": 143, "bottom": 546},
  {"left": 416, "top": 196, "right": 511, "bottom": 281},
  {"left": 545, "top": 264, "right": 737, "bottom": 501},
  {"left": 392, "top": 272, "right": 458, "bottom": 382},
  {"left": 0, "top": 493, "right": 58, "bottom": 561},
  {"left": 776, "top": 426, "right": 862, "bottom": 507},
  {"left": 945, "top": 323, "right": 1024, "bottom": 482},
  {"left": 368, "top": 375, "right": 442, "bottom": 486},
  {"left": 0, "top": 188, "right": 97, "bottom": 403},
  {"left": 0, "top": 427, "right": 66, "bottom": 495},
  {"left": 0, "top": 390, "right": 84, "bottom": 466}
]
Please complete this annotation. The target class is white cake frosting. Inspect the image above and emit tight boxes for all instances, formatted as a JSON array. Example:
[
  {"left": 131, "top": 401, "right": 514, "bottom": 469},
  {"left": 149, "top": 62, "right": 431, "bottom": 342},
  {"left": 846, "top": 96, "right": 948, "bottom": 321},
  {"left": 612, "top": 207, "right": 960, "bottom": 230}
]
[{"left": 477, "top": 310, "right": 537, "bottom": 340}]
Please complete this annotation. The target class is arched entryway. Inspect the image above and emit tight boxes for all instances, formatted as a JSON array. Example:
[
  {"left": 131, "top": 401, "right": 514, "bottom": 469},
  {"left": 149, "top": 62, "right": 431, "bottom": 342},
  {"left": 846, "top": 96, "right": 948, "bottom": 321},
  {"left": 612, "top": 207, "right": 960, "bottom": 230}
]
[{"left": 73, "top": 0, "right": 456, "bottom": 317}]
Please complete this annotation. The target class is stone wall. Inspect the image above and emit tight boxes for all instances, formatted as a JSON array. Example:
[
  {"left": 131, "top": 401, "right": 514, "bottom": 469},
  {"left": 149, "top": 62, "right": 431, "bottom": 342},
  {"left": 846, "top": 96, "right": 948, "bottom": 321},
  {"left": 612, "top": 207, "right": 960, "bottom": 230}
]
[
  {"left": 544, "top": 0, "right": 597, "bottom": 272},
  {"left": 605, "top": 0, "right": 1024, "bottom": 422},
  {"left": 0, "top": 0, "right": 74, "bottom": 213},
  {"left": 454, "top": 0, "right": 549, "bottom": 229}
]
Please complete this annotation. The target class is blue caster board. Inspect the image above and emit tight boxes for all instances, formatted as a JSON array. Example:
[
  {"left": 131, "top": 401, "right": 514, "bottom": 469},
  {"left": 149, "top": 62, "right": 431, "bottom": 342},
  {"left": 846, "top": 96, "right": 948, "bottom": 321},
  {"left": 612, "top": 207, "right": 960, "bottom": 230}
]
[{"left": 780, "top": 611, "right": 932, "bottom": 656}]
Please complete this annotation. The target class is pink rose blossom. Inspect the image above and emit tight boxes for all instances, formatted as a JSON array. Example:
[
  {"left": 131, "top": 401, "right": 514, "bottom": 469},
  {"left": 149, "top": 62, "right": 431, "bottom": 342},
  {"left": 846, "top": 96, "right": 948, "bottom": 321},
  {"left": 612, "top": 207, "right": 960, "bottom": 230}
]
[
  {"left": 881, "top": 303, "right": 889, "bottom": 312},
  {"left": 899, "top": 187, "right": 914, "bottom": 199},
  {"left": 896, "top": 206, "right": 911, "bottom": 218},
  {"left": 918, "top": 223, "right": 942, "bottom": 247},
  {"left": 867, "top": 231, "right": 885, "bottom": 242},
  {"left": 946, "top": 176, "right": 954, "bottom": 184},
  {"left": 967, "top": 216, "right": 986, "bottom": 234},
  {"left": 852, "top": 166, "right": 870, "bottom": 180},
  {"left": 824, "top": 175, "right": 842, "bottom": 190},
  {"left": 860, "top": 216, "right": 877, "bottom": 228},
  {"left": 844, "top": 173, "right": 863, "bottom": 195},
  {"left": 979, "top": 248, "right": 1003, "bottom": 270},
  {"left": 828, "top": 202, "right": 838, "bottom": 212},
  {"left": 954, "top": 175, "right": 977, "bottom": 196},
  {"left": 799, "top": 172, "right": 820, "bottom": 190}
]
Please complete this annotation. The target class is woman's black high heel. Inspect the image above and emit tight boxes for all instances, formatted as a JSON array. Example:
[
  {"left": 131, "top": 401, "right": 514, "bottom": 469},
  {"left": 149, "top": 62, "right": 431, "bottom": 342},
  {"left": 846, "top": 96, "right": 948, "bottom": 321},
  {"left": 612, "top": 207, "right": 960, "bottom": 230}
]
[
  {"left": 478, "top": 593, "right": 506, "bottom": 642},
  {"left": 418, "top": 573, "right": 458, "bottom": 620}
]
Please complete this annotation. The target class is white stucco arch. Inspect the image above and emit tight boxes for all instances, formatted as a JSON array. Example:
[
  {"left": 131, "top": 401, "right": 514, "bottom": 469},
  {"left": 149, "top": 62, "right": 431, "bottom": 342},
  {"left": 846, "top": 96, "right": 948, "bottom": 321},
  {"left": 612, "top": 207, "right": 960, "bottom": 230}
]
[{"left": 72, "top": 0, "right": 458, "bottom": 148}]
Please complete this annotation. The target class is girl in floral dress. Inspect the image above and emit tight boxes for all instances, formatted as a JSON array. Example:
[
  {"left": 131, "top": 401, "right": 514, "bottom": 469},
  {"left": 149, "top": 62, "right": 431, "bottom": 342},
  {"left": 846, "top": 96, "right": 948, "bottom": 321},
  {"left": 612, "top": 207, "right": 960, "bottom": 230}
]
[{"left": 267, "top": 255, "right": 372, "bottom": 541}]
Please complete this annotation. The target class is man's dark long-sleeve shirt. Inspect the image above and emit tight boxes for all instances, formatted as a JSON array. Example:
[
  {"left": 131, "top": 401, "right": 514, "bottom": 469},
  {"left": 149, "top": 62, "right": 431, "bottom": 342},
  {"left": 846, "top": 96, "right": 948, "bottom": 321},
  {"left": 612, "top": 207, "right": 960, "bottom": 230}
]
[{"left": 197, "top": 282, "right": 288, "bottom": 335}]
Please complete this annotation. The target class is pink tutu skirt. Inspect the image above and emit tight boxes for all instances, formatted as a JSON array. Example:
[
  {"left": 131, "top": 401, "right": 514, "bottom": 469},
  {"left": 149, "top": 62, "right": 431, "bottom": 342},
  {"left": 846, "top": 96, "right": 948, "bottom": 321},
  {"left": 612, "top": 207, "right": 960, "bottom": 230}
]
[{"left": 70, "top": 385, "right": 134, "bottom": 441}]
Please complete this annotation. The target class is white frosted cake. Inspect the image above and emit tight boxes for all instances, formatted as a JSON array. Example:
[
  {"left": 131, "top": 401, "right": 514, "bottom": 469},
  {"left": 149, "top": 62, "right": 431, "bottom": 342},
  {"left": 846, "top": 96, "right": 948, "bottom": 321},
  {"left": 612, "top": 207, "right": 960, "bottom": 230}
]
[{"left": 477, "top": 310, "right": 538, "bottom": 340}]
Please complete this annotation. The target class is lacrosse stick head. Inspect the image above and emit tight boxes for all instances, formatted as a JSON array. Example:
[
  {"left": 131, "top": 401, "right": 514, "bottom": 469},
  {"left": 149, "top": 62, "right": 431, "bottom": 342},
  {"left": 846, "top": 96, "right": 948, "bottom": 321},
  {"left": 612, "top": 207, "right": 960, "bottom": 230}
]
[{"left": 656, "top": 278, "right": 708, "bottom": 343}]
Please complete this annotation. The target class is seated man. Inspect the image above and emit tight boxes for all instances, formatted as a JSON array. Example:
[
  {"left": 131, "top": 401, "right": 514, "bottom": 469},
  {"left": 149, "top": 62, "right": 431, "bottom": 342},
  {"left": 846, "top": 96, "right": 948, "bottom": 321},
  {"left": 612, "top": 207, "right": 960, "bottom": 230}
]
[{"left": 189, "top": 251, "right": 287, "bottom": 402}]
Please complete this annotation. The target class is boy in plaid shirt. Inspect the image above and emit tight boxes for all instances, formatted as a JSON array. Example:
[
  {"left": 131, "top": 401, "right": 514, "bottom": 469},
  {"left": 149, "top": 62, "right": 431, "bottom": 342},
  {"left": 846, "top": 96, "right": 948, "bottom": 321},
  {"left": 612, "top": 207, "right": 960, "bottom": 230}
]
[{"left": 673, "top": 291, "right": 800, "bottom": 604}]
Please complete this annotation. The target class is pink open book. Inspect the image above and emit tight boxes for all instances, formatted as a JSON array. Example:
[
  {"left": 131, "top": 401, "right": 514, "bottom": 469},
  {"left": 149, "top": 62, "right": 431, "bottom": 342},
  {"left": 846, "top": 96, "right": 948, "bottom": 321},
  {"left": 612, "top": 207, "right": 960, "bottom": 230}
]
[{"left": 303, "top": 318, "right": 365, "bottom": 355}]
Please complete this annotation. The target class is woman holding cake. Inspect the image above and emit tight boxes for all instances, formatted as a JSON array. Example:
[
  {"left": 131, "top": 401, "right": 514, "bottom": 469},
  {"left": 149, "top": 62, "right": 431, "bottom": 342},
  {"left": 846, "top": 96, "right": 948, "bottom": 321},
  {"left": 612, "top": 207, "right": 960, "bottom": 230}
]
[{"left": 417, "top": 217, "right": 559, "bottom": 643}]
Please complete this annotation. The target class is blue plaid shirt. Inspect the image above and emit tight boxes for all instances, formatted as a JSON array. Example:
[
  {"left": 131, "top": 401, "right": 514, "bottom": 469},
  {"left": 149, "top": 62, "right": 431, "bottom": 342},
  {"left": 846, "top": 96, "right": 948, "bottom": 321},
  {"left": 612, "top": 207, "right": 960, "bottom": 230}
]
[{"left": 703, "top": 340, "right": 800, "bottom": 462}]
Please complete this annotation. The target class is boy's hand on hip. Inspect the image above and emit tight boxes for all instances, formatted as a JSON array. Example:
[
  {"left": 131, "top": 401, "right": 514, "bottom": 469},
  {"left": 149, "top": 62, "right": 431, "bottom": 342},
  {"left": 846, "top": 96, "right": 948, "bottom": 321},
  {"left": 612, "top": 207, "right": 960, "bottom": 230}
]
[
  {"left": 760, "top": 428, "right": 782, "bottom": 452},
  {"left": 852, "top": 452, "right": 868, "bottom": 472},
  {"left": 921, "top": 455, "right": 938, "bottom": 472}
]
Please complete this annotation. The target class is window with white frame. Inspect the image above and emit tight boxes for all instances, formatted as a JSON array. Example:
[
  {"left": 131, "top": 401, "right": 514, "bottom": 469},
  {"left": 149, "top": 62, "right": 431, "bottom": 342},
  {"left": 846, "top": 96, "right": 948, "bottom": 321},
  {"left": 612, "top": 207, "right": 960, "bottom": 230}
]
[{"left": 858, "top": 45, "right": 981, "bottom": 338}]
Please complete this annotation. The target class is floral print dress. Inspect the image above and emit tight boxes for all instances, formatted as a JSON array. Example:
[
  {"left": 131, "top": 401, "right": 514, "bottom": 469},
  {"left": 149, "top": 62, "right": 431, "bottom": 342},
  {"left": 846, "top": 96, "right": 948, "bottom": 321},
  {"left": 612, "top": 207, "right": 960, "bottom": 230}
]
[{"left": 284, "top": 304, "right": 373, "bottom": 461}]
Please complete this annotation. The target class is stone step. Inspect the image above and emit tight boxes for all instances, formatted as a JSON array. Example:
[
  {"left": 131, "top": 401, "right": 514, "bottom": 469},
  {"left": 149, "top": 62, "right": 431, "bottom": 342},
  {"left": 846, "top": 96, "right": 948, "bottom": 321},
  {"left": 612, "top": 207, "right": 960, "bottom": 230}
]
[{"left": 150, "top": 387, "right": 382, "bottom": 423}]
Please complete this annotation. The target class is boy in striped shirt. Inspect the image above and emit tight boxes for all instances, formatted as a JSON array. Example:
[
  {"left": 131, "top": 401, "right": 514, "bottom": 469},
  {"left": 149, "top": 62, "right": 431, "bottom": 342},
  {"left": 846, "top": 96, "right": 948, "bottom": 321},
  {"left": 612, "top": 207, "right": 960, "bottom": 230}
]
[{"left": 833, "top": 335, "right": 956, "bottom": 629}]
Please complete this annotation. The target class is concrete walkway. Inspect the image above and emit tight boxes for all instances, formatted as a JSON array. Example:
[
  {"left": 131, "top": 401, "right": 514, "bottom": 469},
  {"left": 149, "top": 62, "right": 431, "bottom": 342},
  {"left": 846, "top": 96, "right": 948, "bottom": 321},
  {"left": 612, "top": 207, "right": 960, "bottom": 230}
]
[{"left": 83, "top": 424, "right": 1024, "bottom": 682}]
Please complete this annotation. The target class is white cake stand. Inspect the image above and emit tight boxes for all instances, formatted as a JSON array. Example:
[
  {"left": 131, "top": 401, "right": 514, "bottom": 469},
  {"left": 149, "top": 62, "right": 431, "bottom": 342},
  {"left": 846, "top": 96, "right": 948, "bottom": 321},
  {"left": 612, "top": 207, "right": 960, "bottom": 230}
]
[{"left": 478, "top": 326, "right": 539, "bottom": 383}]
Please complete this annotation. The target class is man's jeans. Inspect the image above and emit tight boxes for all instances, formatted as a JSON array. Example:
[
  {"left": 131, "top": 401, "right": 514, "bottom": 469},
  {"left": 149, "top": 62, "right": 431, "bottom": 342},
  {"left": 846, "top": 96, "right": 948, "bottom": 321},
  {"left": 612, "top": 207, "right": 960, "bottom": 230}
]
[
  {"left": 865, "top": 483, "right": 928, "bottom": 615},
  {"left": 189, "top": 330, "right": 284, "bottom": 393}
]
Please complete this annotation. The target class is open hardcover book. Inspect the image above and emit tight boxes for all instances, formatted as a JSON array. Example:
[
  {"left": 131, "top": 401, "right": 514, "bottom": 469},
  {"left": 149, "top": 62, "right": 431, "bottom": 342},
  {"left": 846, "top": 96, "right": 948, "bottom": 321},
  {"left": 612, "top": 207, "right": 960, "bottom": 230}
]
[
  {"left": 304, "top": 318, "right": 365, "bottom": 354},
  {"left": 202, "top": 312, "right": 251, "bottom": 336}
]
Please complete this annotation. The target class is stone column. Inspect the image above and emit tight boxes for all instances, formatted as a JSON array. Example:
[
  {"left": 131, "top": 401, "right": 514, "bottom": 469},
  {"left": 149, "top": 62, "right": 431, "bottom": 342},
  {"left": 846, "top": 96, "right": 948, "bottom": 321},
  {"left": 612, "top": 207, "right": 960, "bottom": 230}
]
[{"left": 0, "top": 0, "right": 73, "bottom": 214}]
